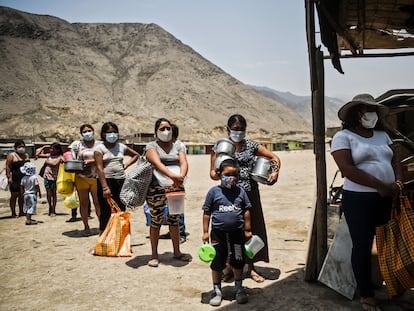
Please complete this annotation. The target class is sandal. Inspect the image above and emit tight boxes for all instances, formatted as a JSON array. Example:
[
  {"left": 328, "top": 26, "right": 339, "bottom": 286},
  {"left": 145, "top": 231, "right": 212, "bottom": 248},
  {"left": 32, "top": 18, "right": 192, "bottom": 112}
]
[
  {"left": 148, "top": 258, "right": 159, "bottom": 267},
  {"left": 173, "top": 253, "right": 192, "bottom": 262},
  {"left": 250, "top": 271, "right": 265, "bottom": 283},
  {"left": 360, "top": 297, "right": 382, "bottom": 311}
]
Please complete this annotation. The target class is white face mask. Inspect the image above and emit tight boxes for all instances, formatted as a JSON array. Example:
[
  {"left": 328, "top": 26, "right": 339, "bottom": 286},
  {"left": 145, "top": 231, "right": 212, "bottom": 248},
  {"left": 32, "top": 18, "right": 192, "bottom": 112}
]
[
  {"left": 16, "top": 147, "right": 25, "bottom": 154},
  {"left": 157, "top": 129, "right": 172, "bottom": 142},
  {"left": 361, "top": 111, "right": 378, "bottom": 129},
  {"left": 229, "top": 130, "right": 245, "bottom": 143}
]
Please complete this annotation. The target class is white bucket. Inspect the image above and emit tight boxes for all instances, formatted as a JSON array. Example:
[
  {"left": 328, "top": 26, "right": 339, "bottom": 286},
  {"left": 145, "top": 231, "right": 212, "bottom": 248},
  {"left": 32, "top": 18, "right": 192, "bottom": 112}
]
[
  {"left": 166, "top": 191, "right": 185, "bottom": 215},
  {"left": 245, "top": 235, "right": 265, "bottom": 259}
]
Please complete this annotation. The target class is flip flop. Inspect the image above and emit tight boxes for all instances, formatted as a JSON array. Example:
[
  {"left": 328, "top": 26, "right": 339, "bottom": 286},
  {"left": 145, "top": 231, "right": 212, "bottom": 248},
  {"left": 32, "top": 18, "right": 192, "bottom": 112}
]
[
  {"left": 173, "top": 253, "right": 192, "bottom": 262},
  {"left": 148, "top": 258, "right": 159, "bottom": 267}
]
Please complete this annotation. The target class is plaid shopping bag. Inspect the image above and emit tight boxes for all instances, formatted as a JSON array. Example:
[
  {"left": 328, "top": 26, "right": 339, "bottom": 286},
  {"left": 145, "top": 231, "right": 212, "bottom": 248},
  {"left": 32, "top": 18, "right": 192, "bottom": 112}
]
[
  {"left": 94, "top": 198, "right": 132, "bottom": 257},
  {"left": 376, "top": 181, "right": 414, "bottom": 297}
]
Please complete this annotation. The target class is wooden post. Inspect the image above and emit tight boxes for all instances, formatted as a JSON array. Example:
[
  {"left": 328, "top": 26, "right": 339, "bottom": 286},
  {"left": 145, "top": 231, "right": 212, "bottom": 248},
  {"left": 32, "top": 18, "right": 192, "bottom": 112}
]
[
  {"left": 314, "top": 47, "right": 328, "bottom": 273},
  {"left": 304, "top": 0, "right": 328, "bottom": 281}
]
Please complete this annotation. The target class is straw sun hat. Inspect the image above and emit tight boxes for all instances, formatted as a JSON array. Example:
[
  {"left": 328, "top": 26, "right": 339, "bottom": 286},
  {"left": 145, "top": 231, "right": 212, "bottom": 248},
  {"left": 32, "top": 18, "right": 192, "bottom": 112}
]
[{"left": 338, "top": 93, "right": 389, "bottom": 121}]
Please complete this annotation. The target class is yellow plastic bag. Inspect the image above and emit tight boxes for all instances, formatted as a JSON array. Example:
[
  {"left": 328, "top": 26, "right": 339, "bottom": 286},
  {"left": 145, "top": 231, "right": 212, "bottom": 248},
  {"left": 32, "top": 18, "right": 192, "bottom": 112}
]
[
  {"left": 56, "top": 163, "right": 75, "bottom": 195},
  {"left": 63, "top": 191, "right": 79, "bottom": 209}
]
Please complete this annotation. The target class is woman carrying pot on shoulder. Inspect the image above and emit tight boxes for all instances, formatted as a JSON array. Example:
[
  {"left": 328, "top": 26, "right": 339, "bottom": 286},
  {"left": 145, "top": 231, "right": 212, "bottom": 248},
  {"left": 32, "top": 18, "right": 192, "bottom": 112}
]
[
  {"left": 6, "top": 140, "right": 30, "bottom": 218},
  {"left": 69, "top": 124, "right": 102, "bottom": 235},
  {"left": 145, "top": 118, "right": 191, "bottom": 267},
  {"left": 210, "top": 114, "right": 281, "bottom": 283},
  {"left": 94, "top": 122, "right": 139, "bottom": 233}
]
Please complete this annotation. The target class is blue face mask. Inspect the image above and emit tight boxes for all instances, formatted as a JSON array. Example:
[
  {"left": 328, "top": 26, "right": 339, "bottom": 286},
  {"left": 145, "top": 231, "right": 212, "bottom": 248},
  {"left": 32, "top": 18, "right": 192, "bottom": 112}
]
[
  {"left": 105, "top": 133, "right": 118, "bottom": 143},
  {"left": 220, "top": 175, "right": 238, "bottom": 189},
  {"left": 82, "top": 131, "right": 94, "bottom": 141}
]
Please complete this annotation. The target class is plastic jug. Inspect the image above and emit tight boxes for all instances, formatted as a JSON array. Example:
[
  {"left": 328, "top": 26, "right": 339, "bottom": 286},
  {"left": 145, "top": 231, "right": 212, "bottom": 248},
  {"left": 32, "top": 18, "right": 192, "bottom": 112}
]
[
  {"left": 245, "top": 235, "right": 265, "bottom": 259},
  {"left": 166, "top": 191, "right": 185, "bottom": 215},
  {"left": 198, "top": 244, "right": 216, "bottom": 263}
]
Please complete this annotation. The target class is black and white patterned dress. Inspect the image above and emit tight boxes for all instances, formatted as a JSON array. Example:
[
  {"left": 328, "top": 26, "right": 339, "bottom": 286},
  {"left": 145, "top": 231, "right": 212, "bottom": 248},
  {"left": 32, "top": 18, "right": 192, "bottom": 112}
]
[{"left": 233, "top": 139, "right": 269, "bottom": 263}]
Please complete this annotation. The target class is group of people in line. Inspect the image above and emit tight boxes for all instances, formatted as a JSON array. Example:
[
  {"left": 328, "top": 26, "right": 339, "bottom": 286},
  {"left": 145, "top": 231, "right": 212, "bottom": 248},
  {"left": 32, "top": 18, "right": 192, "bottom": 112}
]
[
  {"left": 4, "top": 114, "right": 281, "bottom": 306},
  {"left": 4, "top": 96, "right": 409, "bottom": 309}
]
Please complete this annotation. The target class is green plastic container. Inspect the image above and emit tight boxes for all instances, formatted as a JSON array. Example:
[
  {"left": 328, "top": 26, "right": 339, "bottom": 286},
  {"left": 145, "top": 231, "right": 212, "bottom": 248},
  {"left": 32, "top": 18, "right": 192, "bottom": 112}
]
[{"left": 198, "top": 244, "right": 216, "bottom": 263}]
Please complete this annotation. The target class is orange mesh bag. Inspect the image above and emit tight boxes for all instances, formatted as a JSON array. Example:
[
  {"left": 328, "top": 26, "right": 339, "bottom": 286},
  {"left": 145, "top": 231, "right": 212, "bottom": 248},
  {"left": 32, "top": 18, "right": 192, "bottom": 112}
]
[
  {"left": 376, "top": 180, "right": 414, "bottom": 297},
  {"left": 94, "top": 198, "right": 132, "bottom": 257}
]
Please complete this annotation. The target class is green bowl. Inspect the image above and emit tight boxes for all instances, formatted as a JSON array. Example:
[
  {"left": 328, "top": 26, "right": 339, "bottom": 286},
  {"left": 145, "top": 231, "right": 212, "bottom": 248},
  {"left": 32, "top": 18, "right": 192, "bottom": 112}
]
[{"left": 198, "top": 244, "right": 216, "bottom": 263}]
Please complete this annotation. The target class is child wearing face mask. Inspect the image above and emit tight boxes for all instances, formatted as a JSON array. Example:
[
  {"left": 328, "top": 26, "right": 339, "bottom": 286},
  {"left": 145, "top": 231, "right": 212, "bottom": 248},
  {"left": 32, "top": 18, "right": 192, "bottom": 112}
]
[
  {"left": 202, "top": 158, "right": 252, "bottom": 306},
  {"left": 36, "top": 142, "right": 64, "bottom": 216}
]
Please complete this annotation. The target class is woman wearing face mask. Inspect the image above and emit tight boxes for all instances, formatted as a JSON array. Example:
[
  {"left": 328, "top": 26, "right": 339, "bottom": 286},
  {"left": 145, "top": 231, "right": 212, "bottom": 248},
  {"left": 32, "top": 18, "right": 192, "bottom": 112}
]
[
  {"left": 94, "top": 122, "right": 139, "bottom": 234},
  {"left": 67, "top": 124, "right": 102, "bottom": 234},
  {"left": 145, "top": 118, "right": 191, "bottom": 267},
  {"left": 209, "top": 114, "right": 281, "bottom": 283},
  {"left": 36, "top": 142, "right": 64, "bottom": 217},
  {"left": 331, "top": 94, "right": 401, "bottom": 311},
  {"left": 6, "top": 140, "right": 30, "bottom": 217}
]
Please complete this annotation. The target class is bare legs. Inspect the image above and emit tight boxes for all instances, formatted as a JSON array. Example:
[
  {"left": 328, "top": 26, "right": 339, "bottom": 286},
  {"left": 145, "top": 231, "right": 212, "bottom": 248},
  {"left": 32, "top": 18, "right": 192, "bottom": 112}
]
[
  {"left": 77, "top": 187, "right": 100, "bottom": 232},
  {"left": 149, "top": 225, "right": 184, "bottom": 262},
  {"left": 10, "top": 191, "right": 24, "bottom": 217},
  {"left": 46, "top": 188, "right": 57, "bottom": 216}
]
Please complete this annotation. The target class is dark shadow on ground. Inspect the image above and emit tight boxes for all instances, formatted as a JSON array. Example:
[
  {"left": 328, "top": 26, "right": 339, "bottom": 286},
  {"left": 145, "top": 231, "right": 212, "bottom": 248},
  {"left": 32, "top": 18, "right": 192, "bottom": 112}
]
[
  {"left": 200, "top": 269, "right": 414, "bottom": 310},
  {"left": 126, "top": 251, "right": 193, "bottom": 269},
  {"left": 62, "top": 227, "right": 99, "bottom": 238}
]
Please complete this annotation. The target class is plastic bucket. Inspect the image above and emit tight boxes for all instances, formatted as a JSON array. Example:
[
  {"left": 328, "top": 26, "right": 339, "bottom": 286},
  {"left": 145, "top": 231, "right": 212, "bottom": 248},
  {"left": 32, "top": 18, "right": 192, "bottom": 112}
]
[
  {"left": 198, "top": 244, "right": 216, "bottom": 263},
  {"left": 166, "top": 191, "right": 185, "bottom": 215},
  {"left": 245, "top": 235, "right": 265, "bottom": 259}
]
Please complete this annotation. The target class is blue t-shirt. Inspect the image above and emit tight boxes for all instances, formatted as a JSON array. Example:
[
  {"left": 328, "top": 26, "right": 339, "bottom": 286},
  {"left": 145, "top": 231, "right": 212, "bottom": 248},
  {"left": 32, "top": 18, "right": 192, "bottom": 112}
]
[{"left": 202, "top": 185, "right": 251, "bottom": 232}]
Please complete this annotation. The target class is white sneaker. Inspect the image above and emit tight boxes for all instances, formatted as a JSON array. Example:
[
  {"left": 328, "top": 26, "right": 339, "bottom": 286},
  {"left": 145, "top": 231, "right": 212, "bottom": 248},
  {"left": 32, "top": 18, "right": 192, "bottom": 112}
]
[{"left": 209, "top": 290, "right": 222, "bottom": 307}]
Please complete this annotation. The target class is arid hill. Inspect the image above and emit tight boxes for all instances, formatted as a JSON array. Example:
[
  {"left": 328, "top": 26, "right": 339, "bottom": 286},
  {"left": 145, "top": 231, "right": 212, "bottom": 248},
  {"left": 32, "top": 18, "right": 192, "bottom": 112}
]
[{"left": 0, "top": 6, "right": 311, "bottom": 143}]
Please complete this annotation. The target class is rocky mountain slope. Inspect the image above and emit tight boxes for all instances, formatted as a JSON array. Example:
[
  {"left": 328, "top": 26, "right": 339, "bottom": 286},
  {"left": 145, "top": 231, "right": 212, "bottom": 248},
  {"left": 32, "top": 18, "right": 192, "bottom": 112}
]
[
  {"left": 0, "top": 6, "right": 311, "bottom": 143},
  {"left": 250, "top": 86, "right": 344, "bottom": 128}
]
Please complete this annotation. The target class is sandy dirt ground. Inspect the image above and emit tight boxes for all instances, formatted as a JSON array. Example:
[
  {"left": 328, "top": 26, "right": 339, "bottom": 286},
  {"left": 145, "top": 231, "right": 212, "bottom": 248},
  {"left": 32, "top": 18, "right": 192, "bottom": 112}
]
[{"left": 0, "top": 150, "right": 413, "bottom": 310}]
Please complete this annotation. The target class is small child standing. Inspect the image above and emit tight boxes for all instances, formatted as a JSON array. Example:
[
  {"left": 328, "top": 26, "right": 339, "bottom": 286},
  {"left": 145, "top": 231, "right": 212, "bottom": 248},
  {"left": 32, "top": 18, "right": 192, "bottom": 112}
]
[
  {"left": 202, "top": 158, "right": 252, "bottom": 307},
  {"left": 20, "top": 162, "right": 41, "bottom": 225}
]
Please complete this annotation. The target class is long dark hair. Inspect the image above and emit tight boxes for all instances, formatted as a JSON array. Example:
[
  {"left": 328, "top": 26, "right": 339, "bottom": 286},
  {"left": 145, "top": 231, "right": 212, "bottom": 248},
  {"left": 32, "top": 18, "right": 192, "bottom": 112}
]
[
  {"left": 154, "top": 118, "right": 171, "bottom": 133},
  {"left": 51, "top": 142, "right": 63, "bottom": 155},
  {"left": 227, "top": 114, "right": 247, "bottom": 129},
  {"left": 14, "top": 139, "right": 25, "bottom": 148},
  {"left": 100, "top": 122, "right": 119, "bottom": 140}
]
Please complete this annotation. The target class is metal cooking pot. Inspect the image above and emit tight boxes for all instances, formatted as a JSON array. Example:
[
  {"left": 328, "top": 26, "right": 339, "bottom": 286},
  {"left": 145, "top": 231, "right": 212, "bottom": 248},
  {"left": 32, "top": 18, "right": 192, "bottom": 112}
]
[
  {"left": 215, "top": 138, "right": 236, "bottom": 155},
  {"left": 214, "top": 154, "right": 234, "bottom": 171},
  {"left": 250, "top": 157, "right": 271, "bottom": 184},
  {"left": 64, "top": 160, "right": 84, "bottom": 173}
]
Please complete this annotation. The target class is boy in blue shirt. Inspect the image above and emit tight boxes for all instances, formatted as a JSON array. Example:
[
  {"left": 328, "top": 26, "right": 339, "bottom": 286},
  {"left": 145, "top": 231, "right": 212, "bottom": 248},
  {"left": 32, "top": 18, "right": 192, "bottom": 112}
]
[{"left": 202, "top": 158, "right": 252, "bottom": 306}]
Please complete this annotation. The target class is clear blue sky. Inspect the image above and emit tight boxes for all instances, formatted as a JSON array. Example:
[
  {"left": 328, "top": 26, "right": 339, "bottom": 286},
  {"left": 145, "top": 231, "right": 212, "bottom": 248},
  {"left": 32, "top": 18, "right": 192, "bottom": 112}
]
[{"left": 1, "top": 0, "right": 413, "bottom": 100}]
